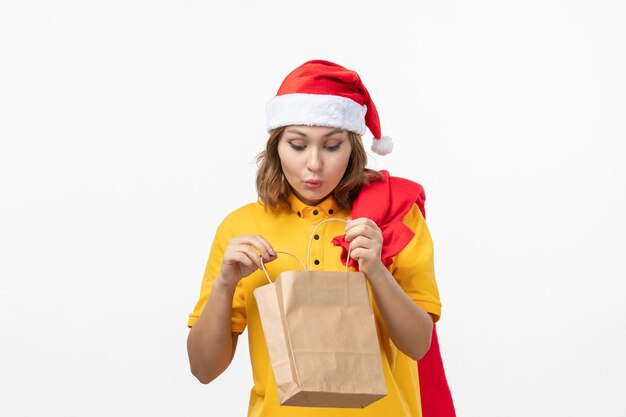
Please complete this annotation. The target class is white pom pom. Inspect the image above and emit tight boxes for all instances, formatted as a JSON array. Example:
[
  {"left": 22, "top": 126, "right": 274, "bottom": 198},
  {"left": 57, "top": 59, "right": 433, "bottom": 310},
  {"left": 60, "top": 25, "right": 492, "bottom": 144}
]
[{"left": 371, "top": 136, "right": 393, "bottom": 155}]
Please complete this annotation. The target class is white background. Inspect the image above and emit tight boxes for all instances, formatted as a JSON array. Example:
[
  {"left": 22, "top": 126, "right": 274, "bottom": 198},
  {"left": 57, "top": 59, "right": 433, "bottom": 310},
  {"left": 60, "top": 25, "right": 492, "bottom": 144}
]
[{"left": 1, "top": 1, "right": 625, "bottom": 416}]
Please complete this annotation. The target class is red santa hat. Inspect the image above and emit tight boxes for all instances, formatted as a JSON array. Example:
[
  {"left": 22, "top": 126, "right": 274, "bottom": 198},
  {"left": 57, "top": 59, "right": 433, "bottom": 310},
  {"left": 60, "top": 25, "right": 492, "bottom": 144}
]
[{"left": 266, "top": 60, "right": 393, "bottom": 155}]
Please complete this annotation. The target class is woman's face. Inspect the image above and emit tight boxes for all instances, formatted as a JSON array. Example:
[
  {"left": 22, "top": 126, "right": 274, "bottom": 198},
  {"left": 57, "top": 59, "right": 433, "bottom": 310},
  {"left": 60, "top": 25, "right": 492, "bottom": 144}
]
[{"left": 277, "top": 125, "right": 352, "bottom": 206}]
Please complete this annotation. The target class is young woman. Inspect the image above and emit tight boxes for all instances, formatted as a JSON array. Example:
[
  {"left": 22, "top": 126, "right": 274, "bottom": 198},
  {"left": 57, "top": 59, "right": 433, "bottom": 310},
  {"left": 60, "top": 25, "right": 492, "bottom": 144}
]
[{"left": 187, "top": 60, "right": 446, "bottom": 417}]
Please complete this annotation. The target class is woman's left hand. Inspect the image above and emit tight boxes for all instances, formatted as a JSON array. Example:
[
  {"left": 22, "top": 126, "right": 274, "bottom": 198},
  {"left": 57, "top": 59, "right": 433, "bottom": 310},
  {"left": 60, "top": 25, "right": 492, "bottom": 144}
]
[{"left": 344, "top": 217, "right": 386, "bottom": 278}]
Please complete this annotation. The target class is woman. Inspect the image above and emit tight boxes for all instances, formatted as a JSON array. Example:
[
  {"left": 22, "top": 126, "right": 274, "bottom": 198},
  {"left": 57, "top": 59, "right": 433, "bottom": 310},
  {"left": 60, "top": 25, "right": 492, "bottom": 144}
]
[{"left": 187, "top": 60, "right": 446, "bottom": 417}]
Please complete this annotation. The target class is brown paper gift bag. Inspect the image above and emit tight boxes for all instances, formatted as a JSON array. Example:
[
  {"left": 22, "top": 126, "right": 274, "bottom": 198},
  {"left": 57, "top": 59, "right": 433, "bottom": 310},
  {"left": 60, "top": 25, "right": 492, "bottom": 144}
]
[{"left": 253, "top": 219, "right": 387, "bottom": 408}]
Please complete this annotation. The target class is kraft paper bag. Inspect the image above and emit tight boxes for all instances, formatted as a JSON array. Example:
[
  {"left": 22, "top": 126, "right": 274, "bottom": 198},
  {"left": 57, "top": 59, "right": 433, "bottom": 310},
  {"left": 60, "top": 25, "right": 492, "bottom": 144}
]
[{"left": 254, "top": 268, "right": 388, "bottom": 408}]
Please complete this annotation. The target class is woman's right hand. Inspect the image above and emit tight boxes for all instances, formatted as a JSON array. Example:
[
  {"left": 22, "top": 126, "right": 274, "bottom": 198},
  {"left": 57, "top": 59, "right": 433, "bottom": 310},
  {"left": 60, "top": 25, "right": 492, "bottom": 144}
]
[{"left": 218, "top": 235, "right": 277, "bottom": 285}]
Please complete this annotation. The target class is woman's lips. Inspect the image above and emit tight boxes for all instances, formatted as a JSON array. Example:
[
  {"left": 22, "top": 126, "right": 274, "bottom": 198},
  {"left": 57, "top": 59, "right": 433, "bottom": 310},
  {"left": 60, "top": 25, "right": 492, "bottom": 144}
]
[{"left": 304, "top": 180, "right": 322, "bottom": 189}]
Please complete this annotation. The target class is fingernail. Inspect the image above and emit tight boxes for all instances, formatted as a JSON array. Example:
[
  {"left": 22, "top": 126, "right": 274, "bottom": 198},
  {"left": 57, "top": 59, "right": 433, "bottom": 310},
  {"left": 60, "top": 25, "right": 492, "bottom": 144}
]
[{"left": 269, "top": 248, "right": 276, "bottom": 256}]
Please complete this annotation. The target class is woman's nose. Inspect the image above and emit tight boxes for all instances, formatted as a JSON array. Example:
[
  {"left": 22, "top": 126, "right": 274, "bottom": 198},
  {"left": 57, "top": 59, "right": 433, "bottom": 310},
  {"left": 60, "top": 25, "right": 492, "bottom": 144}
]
[{"left": 306, "top": 149, "right": 322, "bottom": 171}]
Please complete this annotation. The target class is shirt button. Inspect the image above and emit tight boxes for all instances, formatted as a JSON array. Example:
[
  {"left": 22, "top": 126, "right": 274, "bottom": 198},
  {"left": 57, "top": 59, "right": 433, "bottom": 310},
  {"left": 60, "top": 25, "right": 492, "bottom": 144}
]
[
  {"left": 313, "top": 210, "right": 319, "bottom": 215},
  {"left": 314, "top": 259, "right": 320, "bottom": 265},
  {"left": 328, "top": 209, "right": 334, "bottom": 214},
  {"left": 314, "top": 234, "right": 320, "bottom": 240}
]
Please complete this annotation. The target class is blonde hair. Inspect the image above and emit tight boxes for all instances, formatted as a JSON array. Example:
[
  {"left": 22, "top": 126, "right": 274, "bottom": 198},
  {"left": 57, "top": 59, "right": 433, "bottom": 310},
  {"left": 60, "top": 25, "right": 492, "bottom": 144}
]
[{"left": 256, "top": 127, "right": 383, "bottom": 212}]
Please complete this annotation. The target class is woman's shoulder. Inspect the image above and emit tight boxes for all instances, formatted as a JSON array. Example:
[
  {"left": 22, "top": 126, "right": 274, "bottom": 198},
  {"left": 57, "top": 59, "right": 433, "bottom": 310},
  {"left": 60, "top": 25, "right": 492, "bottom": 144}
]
[
  {"left": 221, "top": 200, "right": 266, "bottom": 223},
  {"left": 217, "top": 200, "right": 286, "bottom": 232}
]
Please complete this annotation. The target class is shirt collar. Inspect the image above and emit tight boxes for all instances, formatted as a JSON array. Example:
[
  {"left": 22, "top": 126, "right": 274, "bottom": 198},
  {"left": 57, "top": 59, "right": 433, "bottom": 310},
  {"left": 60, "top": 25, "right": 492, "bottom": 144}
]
[{"left": 288, "top": 193, "right": 340, "bottom": 220}]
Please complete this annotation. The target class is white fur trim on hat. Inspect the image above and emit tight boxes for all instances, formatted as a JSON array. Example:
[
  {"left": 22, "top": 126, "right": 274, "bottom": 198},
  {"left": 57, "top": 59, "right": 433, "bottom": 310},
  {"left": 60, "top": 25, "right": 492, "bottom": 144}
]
[
  {"left": 371, "top": 135, "right": 393, "bottom": 155},
  {"left": 266, "top": 93, "right": 367, "bottom": 135}
]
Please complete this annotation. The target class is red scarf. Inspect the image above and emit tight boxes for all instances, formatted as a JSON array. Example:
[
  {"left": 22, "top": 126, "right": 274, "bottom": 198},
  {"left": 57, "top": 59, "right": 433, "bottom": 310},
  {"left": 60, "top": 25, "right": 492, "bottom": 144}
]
[{"left": 333, "top": 170, "right": 456, "bottom": 417}]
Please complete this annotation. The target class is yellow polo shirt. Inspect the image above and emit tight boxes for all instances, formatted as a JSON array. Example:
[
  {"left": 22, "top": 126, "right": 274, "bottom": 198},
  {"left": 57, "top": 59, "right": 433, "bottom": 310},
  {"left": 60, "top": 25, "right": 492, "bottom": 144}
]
[{"left": 188, "top": 194, "right": 441, "bottom": 417}]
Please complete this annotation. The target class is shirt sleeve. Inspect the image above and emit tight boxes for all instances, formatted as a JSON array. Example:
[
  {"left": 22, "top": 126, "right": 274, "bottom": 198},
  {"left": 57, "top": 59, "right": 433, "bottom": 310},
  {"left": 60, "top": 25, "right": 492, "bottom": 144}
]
[
  {"left": 390, "top": 203, "right": 442, "bottom": 322},
  {"left": 187, "top": 215, "right": 247, "bottom": 333}
]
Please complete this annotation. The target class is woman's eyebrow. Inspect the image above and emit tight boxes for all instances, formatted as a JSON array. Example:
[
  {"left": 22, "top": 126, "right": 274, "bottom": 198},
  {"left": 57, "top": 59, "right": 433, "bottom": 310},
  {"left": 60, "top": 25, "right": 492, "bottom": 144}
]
[
  {"left": 285, "top": 129, "right": 307, "bottom": 137},
  {"left": 323, "top": 129, "right": 344, "bottom": 137},
  {"left": 284, "top": 128, "right": 344, "bottom": 137}
]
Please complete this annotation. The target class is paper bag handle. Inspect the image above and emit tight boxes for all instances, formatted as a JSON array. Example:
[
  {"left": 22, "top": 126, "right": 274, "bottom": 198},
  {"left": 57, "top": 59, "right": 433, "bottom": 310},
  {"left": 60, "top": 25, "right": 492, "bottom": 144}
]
[
  {"left": 260, "top": 251, "right": 306, "bottom": 284},
  {"left": 307, "top": 218, "right": 352, "bottom": 272},
  {"left": 259, "top": 218, "right": 352, "bottom": 284}
]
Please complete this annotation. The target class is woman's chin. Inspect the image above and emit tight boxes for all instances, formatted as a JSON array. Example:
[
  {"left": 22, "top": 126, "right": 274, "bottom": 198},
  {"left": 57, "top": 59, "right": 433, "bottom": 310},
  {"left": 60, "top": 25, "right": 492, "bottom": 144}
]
[{"left": 295, "top": 189, "right": 331, "bottom": 206}]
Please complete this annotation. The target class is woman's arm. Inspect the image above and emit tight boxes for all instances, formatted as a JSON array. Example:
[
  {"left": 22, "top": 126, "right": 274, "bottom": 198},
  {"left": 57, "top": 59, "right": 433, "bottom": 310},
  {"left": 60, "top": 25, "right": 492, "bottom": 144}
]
[
  {"left": 187, "top": 235, "right": 276, "bottom": 383},
  {"left": 345, "top": 218, "right": 433, "bottom": 361},
  {"left": 187, "top": 276, "right": 240, "bottom": 384},
  {"left": 362, "top": 265, "right": 433, "bottom": 361}
]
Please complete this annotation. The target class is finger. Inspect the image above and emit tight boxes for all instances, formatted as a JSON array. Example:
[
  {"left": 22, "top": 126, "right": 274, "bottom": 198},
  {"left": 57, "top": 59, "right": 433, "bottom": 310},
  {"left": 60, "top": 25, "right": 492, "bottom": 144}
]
[
  {"left": 234, "top": 245, "right": 268, "bottom": 269},
  {"left": 345, "top": 224, "right": 381, "bottom": 242},
  {"left": 349, "top": 247, "right": 367, "bottom": 261},
  {"left": 230, "top": 235, "right": 276, "bottom": 260},
  {"left": 239, "top": 245, "right": 278, "bottom": 268},
  {"left": 225, "top": 244, "right": 263, "bottom": 270},
  {"left": 232, "top": 252, "right": 257, "bottom": 270},
  {"left": 345, "top": 218, "right": 380, "bottom": 234},
  {"left": 223, "top": 251, "right": 257, "bottom": 274},
  {"left": 349, "top": 236, "right": 375, "bottom": 251},
  {"left": 346, "top": 217, "right": 379, "bottom": 229},
  {"left": 247, "top": 235, "right": 276, "bottom": 259},
  {"left": 257, "top": 235, "right": 276, "bottom": 257}
]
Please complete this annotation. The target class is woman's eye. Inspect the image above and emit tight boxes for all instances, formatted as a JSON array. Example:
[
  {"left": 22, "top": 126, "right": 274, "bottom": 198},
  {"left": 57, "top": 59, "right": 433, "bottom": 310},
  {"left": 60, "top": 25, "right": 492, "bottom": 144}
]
[
  {"left": 289, "top": 143, "right": 306, "bottom": 151},
  {"left": 325, "top": 143, "right": 342, "bottom": 151}
]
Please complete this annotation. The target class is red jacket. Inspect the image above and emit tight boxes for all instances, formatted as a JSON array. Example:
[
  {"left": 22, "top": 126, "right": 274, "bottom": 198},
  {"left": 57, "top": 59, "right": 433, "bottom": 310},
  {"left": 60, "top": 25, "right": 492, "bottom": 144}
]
[{"left": 333, "top": 170, "right": 456, "bottom": 417}]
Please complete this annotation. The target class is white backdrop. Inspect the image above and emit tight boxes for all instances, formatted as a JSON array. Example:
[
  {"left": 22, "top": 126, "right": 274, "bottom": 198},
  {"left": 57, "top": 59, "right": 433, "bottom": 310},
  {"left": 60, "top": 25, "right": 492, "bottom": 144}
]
[{"left": 1, "top": 1, "right": 625, "bottom": 416}]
